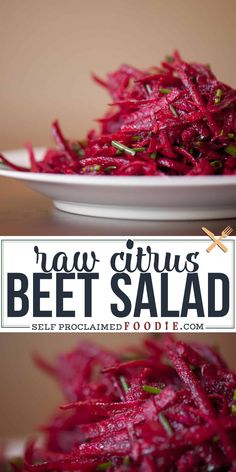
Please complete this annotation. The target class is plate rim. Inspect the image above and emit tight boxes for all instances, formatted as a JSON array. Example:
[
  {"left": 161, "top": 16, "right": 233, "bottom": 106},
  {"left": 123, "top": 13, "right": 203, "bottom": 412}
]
[{"left": 1, "top": 147, "right": 236, "bottom": 188}]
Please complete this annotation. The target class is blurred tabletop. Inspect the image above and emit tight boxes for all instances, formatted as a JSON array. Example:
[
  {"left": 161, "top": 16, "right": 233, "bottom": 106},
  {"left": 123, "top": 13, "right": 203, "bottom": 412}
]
[{"left": 0, "top": 176, "right": 235, "bottom": 236}]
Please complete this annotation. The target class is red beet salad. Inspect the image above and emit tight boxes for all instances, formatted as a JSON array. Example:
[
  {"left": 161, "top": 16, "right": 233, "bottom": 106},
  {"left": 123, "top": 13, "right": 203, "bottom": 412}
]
[
  {"left": 2, "top": 335, "right": 236, "bottom": 471},
  {"left": 1, "top": 51, "right": 236, "bottom": 176}
]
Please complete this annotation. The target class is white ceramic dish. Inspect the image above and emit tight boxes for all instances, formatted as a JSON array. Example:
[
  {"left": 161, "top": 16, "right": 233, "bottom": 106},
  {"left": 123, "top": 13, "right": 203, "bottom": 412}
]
[
  {"left": 0, "top": 437, "right": 26, "bottom": 459},
  {"left": 1, "top": 148, "right": 236, "bottom": 220}
]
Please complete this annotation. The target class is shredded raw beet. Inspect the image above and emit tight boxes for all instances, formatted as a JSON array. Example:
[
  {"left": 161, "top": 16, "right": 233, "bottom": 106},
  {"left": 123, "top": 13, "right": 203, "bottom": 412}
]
[
  {"left": 2, "top": 335, "right": 236, "bottom": 471},
  {"left": 1, "top": 51, "right": 236, "bottom": 176}
]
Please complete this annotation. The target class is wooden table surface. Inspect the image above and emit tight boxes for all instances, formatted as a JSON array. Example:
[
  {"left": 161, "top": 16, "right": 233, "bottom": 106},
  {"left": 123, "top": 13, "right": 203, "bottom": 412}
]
[{"left": 0, "top": 176, "right": 235, "bottom": 236}]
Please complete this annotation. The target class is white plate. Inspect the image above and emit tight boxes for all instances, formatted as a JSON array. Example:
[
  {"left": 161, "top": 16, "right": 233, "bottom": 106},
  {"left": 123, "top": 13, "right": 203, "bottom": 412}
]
[
  {"left": 0, "top": 437, "right": 26, "bottom": 459},
  {"left": 1, "top": 148, "right": 236, "bottom": 220}
]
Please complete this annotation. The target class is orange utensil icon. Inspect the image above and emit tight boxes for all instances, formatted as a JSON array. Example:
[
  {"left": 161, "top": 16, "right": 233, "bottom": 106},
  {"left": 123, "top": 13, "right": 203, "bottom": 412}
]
[{"left": 202, "top": 226, "right": 233, "bottom": 253}]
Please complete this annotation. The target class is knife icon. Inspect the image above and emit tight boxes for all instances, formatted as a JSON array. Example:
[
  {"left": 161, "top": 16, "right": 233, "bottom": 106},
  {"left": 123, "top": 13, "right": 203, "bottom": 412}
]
[{"left": 202, "top": 227, "right": 228, "bottom": 252}]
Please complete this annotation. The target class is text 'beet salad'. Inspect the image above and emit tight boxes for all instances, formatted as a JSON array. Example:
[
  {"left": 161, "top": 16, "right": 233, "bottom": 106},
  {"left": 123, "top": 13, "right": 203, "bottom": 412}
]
[
  {"left": 3, "top": 335, "right": 236, "bottom": 471},
  {"left": 1, "top": 51, "right": 236, "bottom": 176}
]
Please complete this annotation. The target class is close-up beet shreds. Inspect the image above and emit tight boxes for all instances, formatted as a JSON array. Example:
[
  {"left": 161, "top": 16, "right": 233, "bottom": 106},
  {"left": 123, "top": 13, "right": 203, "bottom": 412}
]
[
  {"left": 1, "top": 51, "right": 236, "bottom": 176},
  {"left": 3, "top": 335, "right": 236, "bottom": 471}
]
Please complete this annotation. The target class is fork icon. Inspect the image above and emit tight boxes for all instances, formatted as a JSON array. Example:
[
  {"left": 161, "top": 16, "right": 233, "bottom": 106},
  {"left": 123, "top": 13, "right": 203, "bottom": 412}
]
[{"left": 206, "top": 226, "right": 233, "bottom": 253}]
